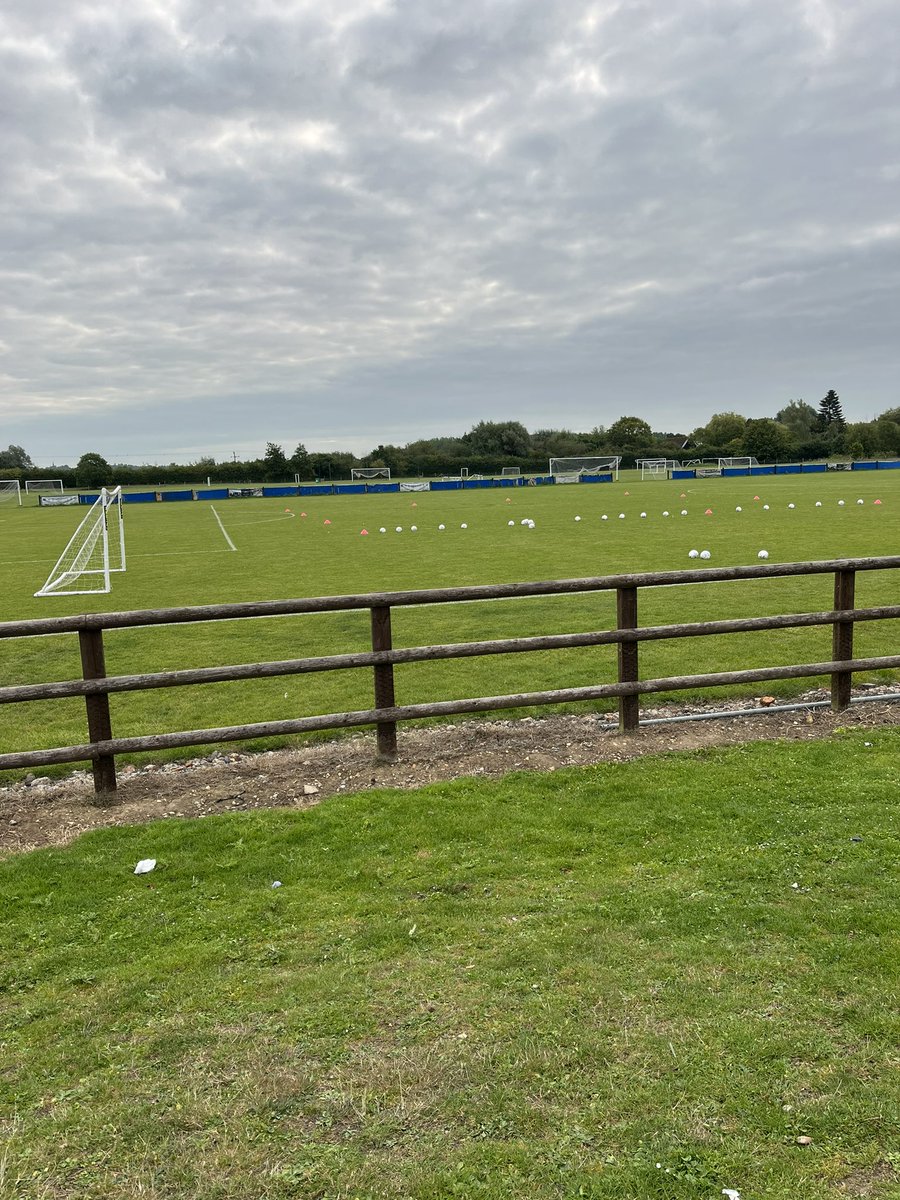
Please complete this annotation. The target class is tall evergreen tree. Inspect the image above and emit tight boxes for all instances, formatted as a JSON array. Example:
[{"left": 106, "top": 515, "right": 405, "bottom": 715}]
[{"left": 818, "top": 390, "right": 845, "bottom": 428}]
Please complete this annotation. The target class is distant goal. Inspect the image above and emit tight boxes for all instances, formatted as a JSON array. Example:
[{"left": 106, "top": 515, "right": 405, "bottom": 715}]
[
  {"left": 34, "top": 487, "right": 126, "bottom": 597},
  {"left": 351, "top": 467, "right": 391, "bottom": 480},
  {"left": 0, "top": 480, "right": 22, "bottom": 507},
  {"left": 25, "top": 478, "right": 65, "bottom": 494},
  {"left": 638, "top": 458, "right": 680, "bottom": 480},
  {"left": 549, "top": 456, "right": 620, "bottom": 481}
]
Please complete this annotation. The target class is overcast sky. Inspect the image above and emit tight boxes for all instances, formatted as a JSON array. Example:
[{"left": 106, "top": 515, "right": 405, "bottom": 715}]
[{"left": 2, "top": 0, "right": 898, "bottom": 465}]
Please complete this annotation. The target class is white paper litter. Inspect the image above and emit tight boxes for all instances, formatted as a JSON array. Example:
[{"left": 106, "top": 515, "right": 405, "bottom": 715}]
[{"left": 134, "top": 859, "right": 156, "bottom": 875}]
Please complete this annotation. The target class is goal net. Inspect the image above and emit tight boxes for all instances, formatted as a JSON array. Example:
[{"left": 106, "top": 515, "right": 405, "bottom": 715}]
[
  {"left": 638, "top": 458, "right": 679, "bottom": 480},
  {"left": 718, "top": 457, "right": 759, "bottom": 469},
  {"left": 500, "top": 466, "right": 521, "bottom": 476},
  {"left": 0, "top": 480, "right": 22, "bottom": 506},
  {"left": 25, "top": 478, "right": 64, "bottom": 494},
  {"left": 549, "top": 456, "right": 620, "bottom": 480},
  {"left": 351, "top": 467, "right": 391, "bottom": 480},
  {"left": 34, "top": 487, "right": 126, "bottom": 597}
]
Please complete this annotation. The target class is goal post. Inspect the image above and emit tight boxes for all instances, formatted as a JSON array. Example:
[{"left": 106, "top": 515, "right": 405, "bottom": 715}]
[
  {"left": 549, "top": 456, "right": 620, "bottom": 480},
  {"left": 25, "top": 478, "right": 65, "bottom": 494},
  {"left": 350, "top": 467, "right": 391, "bottom": 480},
  {"left": 638, "top": 458, "right": 680, "bottom": 480},
  {"left": 718, "top": 457, "right": 759, "bottom": 469},
  {"left": 500, "top": 466, "right": 521, "bottom": 476},
  {"left": 34, "top": 487, "right": 126, "bottom": 597},
  {"left": 0, "top": 480, "right": 22, "bottom": 506}
]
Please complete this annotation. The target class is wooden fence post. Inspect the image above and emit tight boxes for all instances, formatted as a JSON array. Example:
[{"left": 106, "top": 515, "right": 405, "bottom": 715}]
[
  {"left": 78, "top": 628, "right": 118, "bottom": 800},
  {"left": 370, "top": 605, "right": 398, "bottom": 762},
  {"left": 831, "top": 569, "right": 856, "bottom": 711},
  {"left": 617, "top": 586, "right": 640, "bottom": 732}
]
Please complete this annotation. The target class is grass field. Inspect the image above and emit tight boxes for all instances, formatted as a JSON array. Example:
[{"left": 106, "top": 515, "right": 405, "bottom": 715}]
[
  {"left": 0, "top": 472, "right": 897, "bottom": 770},
  {"left": 1, "top": 732, "right": 898, "bottom": 1198}
]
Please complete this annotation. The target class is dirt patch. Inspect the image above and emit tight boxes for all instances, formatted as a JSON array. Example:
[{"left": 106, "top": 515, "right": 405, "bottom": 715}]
[{"left": 1, "top": 687, "right": 897, "bottom": 856}]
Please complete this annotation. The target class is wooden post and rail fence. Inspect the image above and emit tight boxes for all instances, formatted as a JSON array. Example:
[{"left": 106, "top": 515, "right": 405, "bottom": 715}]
[{"left": 0, "top": 556, "right": 898, "bottom": 801}]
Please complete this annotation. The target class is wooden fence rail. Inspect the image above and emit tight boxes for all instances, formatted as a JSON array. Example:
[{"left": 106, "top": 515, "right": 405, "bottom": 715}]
[{"left": 1, "top": 556, "right": 898, "bottom": 800}]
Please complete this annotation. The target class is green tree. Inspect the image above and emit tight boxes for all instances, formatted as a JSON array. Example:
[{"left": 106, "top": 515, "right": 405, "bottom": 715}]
[
  {"left": 463, "top": 421, "right": 532, "bottom": 458},
  {"left": 263, "top": 442, "right": 289, "bottom": 481},
  {"left": 740, "top": 419, "right": 792, "bottom": 464},
  {"left": 0, "top": 444, "right": 34, "bottom": 470},
  {"left": 694, "top": 412, "right": 747, "bottom": 447},
  {"left": 775, "top": 400, "right": 819, "bottom": 440},
  {"left": 74, "top": 452, "right": 112, "bottom": 488},
  {"left": 818, "top": 390, "right": 846, "bottom": 429},
  {"left": 607, "top": 416, "right": 653, "bottom": 448},
  {"left": 288, "top": 443, "right": 312, "bottom": 480}
]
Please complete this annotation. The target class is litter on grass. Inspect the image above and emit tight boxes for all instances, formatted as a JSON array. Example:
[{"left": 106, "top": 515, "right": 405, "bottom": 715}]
[{"left": 134, "top": 859, "right": 156, "bottom": 875}]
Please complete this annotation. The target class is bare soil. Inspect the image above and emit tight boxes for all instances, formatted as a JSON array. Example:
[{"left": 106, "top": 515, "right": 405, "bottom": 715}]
[{"left": 2, "top": 687, "right": 897, "bottom": 857}]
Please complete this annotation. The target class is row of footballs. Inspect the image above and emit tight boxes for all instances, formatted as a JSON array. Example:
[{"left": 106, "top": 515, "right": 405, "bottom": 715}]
[
  {"left": 688, "top": 549, "right": 771, "bottom": 560},
  {"left": 571, "top": 498, "right": 882, "bottom": 520}
]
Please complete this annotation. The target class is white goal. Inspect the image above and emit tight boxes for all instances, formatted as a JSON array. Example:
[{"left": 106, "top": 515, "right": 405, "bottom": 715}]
[
  {"left": 25, "top": 478, "right": 64, "bottom": 494},
  {"left": 0, "top": 480, "right": 22, "bottom": 506},
  {"left": 549, "top": 456, "right": 620, "bottom": 480},
  {"left": 350, "top": 467, "right": 391, "bottom": 480},
  {"left": 718, "top": 457, "right": 759, "bottom": 469},
  {"left": 34, "top": 487, "right": 126, "bottom": 597},
  {"left": 638, "top": 458, "right": 680, "bottom": 480},
  {"left": 500, "top": 466, "right": 521, "bottom": 476}
]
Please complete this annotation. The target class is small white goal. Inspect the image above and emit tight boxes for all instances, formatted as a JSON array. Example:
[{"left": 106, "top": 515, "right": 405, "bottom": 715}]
[{"left": 34, "top": 487, "right": 126, "bottom": 597}]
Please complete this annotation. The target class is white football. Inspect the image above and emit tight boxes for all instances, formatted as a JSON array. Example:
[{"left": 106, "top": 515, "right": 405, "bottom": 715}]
[
  {"left": 574, "top": 515, "right": 581, "bottom": 522},
  {"left": 662, "top": 510, "right": 669, "bottom": 517},
  {"left": 379, "top": 527, "right": 386, "bottom": 533},
  {"left": 410, "top": 525, "right": 417, "bottom": 532},
  {"left": 618, "top": 513, "right": 625, "bottom": 519},
  {"left": 640, "top": 512, "right": 647, "bottom": 518},
  {"left": 758, "top": 549, "right": 769, "bottom": 559},
  {"left": 438, "top": 523, "right": 445, "bottom": 530},
  {"left": 763, "top": 504, "right": 770, "bottom": 510},
  {"left": 601, "top": 514, "right": 608, "bottom": 520},
  {"left": 788, "top": 503, "right": 795, "bottom": 510},
  {"left": 857, "top": 499, "right": 864, "bottom": 505},
  {"left": 700, "top": 550, "right": 711, "bottom": 559},
  {"left": 688, "top": 549, "right": 699, "bottom": 558},
  {"left": 735, "top": 506, "right": 742, "bottom": 512},
  {"left": 396, "top": 526, "right": 403, "bottom": 532},
  {"left": 681, "top": 509, "right": 688, "bottom": 516},
  {"left": 815, "top": 501, "right": 822, "bottom": 507},
  {"left": 508, "top": 520, "right": 515, "bottom": 527},
  {"left": 460, "top": 523, "right": 467, "bottom": 529},
  {"left": 838, "top": 500, "right": 845, "bottom": 506}
]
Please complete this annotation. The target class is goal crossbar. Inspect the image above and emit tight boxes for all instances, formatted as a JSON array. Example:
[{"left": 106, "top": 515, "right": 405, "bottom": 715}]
[{"left": 0, "top": 480, "right": 22, "bottom": 506}]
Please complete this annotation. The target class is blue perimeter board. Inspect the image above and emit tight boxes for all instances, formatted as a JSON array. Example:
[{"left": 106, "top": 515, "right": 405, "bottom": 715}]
[{"left": 74, "top": 462, "right": 898, "bottom": 504}]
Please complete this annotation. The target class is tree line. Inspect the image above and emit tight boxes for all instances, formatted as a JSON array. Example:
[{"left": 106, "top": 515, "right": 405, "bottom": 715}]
[{"left": 4, "top": 392, "right": 899, "bottom": 488}]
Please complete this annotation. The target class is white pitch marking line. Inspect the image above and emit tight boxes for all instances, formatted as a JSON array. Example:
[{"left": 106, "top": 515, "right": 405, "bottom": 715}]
[{"left": 210, "top": 505, "right": 237, "bottom": 551}]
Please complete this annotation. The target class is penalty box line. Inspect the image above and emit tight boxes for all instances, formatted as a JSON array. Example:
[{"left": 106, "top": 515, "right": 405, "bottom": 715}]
[{"left": 210, "top": 506, "right": 237, "bottom": 551}]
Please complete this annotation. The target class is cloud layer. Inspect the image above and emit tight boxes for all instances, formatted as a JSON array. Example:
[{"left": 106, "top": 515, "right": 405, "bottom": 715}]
[{"left": 2, "top": 0, "right": 898, "bottom": 461}]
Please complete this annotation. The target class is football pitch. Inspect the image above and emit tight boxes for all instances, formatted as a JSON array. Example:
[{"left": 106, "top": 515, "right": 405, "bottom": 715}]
[{"left": 1, "top": 471, "right": 898, "bottom": 767}]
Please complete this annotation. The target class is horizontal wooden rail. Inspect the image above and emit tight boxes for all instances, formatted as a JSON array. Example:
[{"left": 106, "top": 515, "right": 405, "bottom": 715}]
[
  {"left": 1, "top": 605, "right": 898, "bottom": 706},
  {"left": 2, "top": 556, "right": 900, "bottom": 639},
  {"left": 1, "top": 556, "right": 898, "bottom": 797},
  {"left": 1, "top": 653, "right": 898, "bottom": 772}
]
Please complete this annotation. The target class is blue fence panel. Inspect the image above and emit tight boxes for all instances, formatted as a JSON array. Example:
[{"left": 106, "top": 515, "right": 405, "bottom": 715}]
[
  {"left": 430, "top": 480, "right": 462, "bottom": 491},
  {"left": 851, "top": 461, "right": 877, "bottom": 471},
  {"left": 160, "top": 490, "right": 193, "bottom": 501},
  {"left": 78, "top": 493, "right": 100, "bottom": 504},
  {"left": 334, "top": 484, "right": 367, "bottom": 495},
  {"left": 671, "top": 469, "right": 696, "bottom": 480},
  {"left": 800, "top": 463, "right": 827, "bottom": 473},
  {"left": 749, "top": 466, "right": 775, "bottom": 476},
  {"left": 299, "top": 485, "right": 334, "bottom": 496},
  {"left": 722, "top": 468, "right": 750, "bottom": 477},
  {"left": 579, "top": 473, "right": 614, "bottom": 484},
  {"left": 365, "top": 482, "right": 400, "bottom": 493},
  {"left": 195, "top": 488, "right": 229, "bottom": 500},
  {"left": 775, "top": 464, "right": 801, "bottom": 475},
  {"left": 262, "top": 486, "right": 300, "bottom": 497},
  {"left": 121, "top": 491, "right": 158, "bottom": 503},
  {"left": 498, "top": 477, "right": 523, "bottom": 486},
  {"left": 877, "top": 460, "right": 900, "bottom": 470}
]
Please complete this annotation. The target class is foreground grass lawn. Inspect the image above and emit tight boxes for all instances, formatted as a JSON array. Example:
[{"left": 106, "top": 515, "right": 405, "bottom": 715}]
[{"left": 1, "top": 731, "right": 899, "bottom": 1199}]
